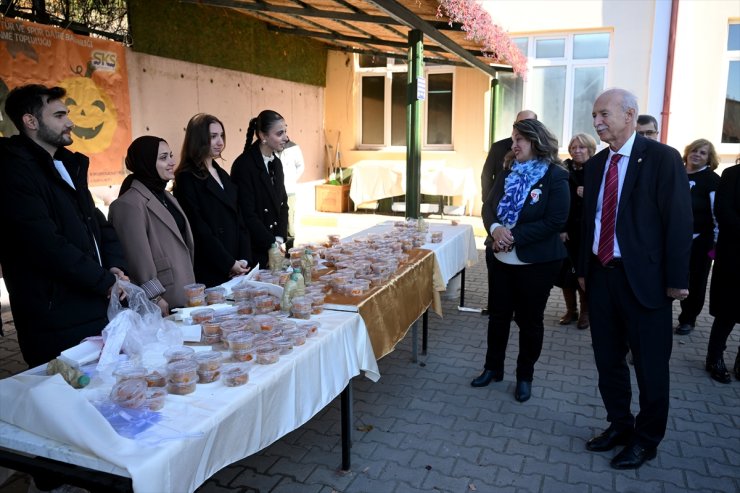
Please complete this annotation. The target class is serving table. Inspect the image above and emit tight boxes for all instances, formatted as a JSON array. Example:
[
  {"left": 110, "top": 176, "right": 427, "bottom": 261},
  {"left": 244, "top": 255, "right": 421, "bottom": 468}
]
[{"left": 0, "top": 310, "right": 379, "bottom": 493}]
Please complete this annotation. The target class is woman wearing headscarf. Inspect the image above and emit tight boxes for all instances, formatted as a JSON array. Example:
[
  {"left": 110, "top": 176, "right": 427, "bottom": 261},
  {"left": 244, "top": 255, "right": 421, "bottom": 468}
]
[
  {"left": 473, "top": 119, "right": 570, "bottom": 403},
  {"left": 109, "top": 136, "right": 195, "bottom": 315}
]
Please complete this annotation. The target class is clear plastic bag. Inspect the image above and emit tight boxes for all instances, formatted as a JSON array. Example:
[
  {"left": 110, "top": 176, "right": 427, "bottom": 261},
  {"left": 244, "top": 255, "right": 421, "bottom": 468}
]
[{"left": 97, "top": 281, "right": 183, "bottom": 378}]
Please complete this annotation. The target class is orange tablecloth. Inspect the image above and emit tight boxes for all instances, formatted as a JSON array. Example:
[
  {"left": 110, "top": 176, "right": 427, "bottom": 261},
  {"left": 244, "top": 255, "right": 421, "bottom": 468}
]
[{"left": 321, "top": 249, "right": 438, "bottom": 359}]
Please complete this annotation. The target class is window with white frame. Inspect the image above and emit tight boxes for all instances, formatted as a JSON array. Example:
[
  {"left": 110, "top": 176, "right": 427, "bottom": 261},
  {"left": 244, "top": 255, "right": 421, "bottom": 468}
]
[
  {"left": 492, "top": 32, "right": 610, "bottom": 148},
  {"left": 722, "top": 22, "right": 739, "bottom": 144},
  {"left": 357, "top": 55, "right": 454, "bottom": 149}
]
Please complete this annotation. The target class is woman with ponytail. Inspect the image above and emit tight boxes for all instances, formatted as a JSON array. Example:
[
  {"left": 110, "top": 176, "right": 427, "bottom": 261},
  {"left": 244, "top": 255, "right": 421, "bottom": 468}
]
[
  {"left": 231, "top": 110, "right": 290, "bottom": 267},
  {"left": 173, "top": 113, "right": 252, "bottom": 287}
]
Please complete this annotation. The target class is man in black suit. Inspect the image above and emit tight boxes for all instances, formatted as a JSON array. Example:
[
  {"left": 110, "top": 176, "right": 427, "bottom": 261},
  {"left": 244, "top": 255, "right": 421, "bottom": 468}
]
[
  {"left": 577, "top": 88, "right": 692, "bottom": 469},
  {"left": 481, "top": 110, "right": 537, "bottom": 313}
]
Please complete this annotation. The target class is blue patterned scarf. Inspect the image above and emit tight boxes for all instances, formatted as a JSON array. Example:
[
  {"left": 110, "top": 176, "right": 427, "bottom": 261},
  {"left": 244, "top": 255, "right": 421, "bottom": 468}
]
[{"left": 496, "top": 159, "right": 549, "bottom": 226}]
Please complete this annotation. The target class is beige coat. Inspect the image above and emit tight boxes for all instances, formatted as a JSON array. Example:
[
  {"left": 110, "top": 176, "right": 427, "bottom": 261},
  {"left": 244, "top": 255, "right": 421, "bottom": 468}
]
[{"left": 109, "top": 180, "right": 195, "bottom": 308}]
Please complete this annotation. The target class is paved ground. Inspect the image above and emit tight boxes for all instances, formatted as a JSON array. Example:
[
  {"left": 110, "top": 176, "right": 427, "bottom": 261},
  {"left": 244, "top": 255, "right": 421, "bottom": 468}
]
[{"left": 1, "top": 213, "right": 739, "bottom": 493}]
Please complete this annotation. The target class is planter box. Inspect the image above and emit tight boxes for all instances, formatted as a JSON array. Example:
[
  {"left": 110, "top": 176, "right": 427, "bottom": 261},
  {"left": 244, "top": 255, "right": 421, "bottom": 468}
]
[{"left": 315, "top": 184, "right": 351, "bottom": 213}]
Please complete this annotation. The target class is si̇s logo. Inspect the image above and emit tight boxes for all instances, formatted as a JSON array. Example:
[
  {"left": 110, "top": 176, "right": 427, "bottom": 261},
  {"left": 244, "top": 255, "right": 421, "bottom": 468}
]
[{"left": 59, "top": 62, "right": 117, "bottom": 154}]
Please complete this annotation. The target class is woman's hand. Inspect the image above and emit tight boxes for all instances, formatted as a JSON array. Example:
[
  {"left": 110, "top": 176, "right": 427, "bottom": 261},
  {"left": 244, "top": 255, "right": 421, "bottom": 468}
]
[
  {"left": 229, "top": 260, "right": 249, "bottom": 277},
  {"left": 576, "top": 186, "right": 584, "bottom": 198},
  {"left": 560, "top": 232, "right": 569, "bottom": 242},
  {"left": 156, "top": 297, "right": 169, "bottom": 317},
  {"left": 491, "top": 225, "right": 514, "bottom": 252}
]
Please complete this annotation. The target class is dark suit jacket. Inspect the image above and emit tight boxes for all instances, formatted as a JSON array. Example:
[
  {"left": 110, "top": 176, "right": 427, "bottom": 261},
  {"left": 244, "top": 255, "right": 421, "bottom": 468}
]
[
  {"left": 109, "top": 179, "right": 196, "bottom": 308},
  {"left": 0, "top": 135, "right": 127, "bottom": 366},
  {"left": 577, "top": 134, "right": 692, "bottom": 309},
  {"left": 482, "top": 163, "right": 570, "bottom": 264},
  {"left": 231, "top": 143, "right": 289, "bottom": 267},
  {"left": 173, "top": 163, "right": 252, "bottom": 288},
  {"left": 709, "top": 163, "right": 740, "bottom": 322},
  {"left": 481, "top": 137, "right": 512, "bottom": 203}
]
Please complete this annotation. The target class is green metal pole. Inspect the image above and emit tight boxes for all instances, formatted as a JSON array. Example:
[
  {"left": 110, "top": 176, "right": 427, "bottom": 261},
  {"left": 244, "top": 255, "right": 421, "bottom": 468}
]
[
  {"left": 489, "top": 76, "right": 499, "bottom": 146},
  {"left": 406, "top": 29, "right": 423, "bottom": 219}
]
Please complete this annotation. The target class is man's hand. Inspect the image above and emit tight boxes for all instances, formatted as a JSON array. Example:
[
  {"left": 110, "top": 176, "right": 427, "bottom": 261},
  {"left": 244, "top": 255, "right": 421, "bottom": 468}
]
[
  {"left": 229, "top": 260, "right": 249, "bottom": 278},
  {"left": 156, "top": 297, "right": 169, "bottom": 317},
  {"left": 578, "top": 277, "right": 586, "bottom": 292},
  {"left": 667, "top": 288, "right": 689, "bottom": 301},
  {"left": 110, "top": 267, "right": 128, "bottom": 282}
]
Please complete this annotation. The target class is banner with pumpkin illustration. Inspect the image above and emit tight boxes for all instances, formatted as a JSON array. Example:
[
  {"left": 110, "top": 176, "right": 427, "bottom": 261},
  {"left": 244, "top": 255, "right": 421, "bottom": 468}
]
[{"left": 0, "top": 17, "right": 130, "bottom": 186}]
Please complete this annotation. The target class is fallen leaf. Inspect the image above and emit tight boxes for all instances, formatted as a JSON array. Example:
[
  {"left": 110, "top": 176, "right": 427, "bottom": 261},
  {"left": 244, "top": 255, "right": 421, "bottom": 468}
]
[
  {"left": 356, "top": 424, "right": 374, "bottom": 432},
  {"left": 469, "top": 485, "right": 477, "bottom": 491}
]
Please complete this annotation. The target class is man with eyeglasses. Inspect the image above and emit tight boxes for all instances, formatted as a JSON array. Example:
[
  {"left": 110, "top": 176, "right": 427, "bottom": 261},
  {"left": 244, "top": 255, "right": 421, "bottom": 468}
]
[{"left": 636, "top": 114, "right": 660, "bottom": 141}]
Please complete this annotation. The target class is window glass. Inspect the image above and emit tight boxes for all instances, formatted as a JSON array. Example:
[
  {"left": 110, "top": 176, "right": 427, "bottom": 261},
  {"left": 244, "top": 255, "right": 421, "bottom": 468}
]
[
  {"left": 573, "top": 33, "right": 610, "bottom": 59},
  {"left": 493, "top": 73, "right": 524, "bottom": 142},
  {"left": 359, "top": 54, "right": 387, "bottom": 68},
  {"left": 427, "top": 73, "right": 453, "bottom": 145},
  {"left": 391, "top": 73, "right": 407, "bottom": 146},
  {"left": 572, "top": 66, "right": 605, "bottom": 142},
  {"left": 531, "top": 66, "right": 566, "bottom": 144},
  {"left": 535, "top": 38, "right": 565, "bottom": 58},
  {"left": 361, "top": 76, "right": 385, "bottom": 145},
  {"left": 513, "top": 37, "right": 528, "bottom": 57},
  {"left": 728, "top": 23, "right": 740, "bottom": 51},
  {"left": 722, "top": 60, "right": 740, "bottom": 143}
]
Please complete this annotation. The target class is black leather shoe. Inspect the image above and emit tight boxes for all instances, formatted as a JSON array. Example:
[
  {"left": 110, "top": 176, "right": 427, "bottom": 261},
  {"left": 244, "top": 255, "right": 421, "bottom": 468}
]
[
  {"left": 514, "top": 380, "right": 531, "bottom": 402},
  {"left": 586, "top": 427, "right": 633, "bottom": 452},
  {"left": 706, "top": 357, "right": 732, "bottom": 384},
  {"left": 675, "top": 323, "right": 694, "bottom": 335},
  {"left": 610, "top": 442, "right": 657, "bottom": 469},
  {"left": 470, "top": 369, "right": 503, "bottom": 387}
]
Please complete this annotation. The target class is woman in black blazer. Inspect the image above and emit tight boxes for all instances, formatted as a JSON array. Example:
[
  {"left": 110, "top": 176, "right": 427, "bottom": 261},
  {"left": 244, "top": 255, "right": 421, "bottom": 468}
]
[
  {"left": 473, "top": 119, "right": 570, "bottom": 403},
  {"left": 173, "top": 113, "right": 252, "bottom": 288},
  {"left": 231, "top": 110, "right": 290, "bottom": 268}
]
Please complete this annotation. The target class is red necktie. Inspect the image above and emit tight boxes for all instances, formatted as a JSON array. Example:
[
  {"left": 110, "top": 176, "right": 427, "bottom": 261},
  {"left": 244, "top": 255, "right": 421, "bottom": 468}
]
[{"left": 597, "top": 153, "right": 621, "bottom": 266}]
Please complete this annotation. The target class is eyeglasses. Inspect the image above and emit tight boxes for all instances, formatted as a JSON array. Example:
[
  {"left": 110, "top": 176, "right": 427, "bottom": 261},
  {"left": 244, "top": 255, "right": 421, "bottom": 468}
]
[{"left": 637, "top": 130, "right": 658, "bottom": 137}]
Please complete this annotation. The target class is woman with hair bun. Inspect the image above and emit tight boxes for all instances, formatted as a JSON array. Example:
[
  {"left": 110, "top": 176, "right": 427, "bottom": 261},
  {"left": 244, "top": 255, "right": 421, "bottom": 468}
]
[
  {"left": 173, "top": 113, "right": 252, "bottom": 287},
  {"left": 231, "top": 110, "right": 290, "bottom": 267},
  {"left": 472, "top": 119, "right": 570, "bottom": 403}
]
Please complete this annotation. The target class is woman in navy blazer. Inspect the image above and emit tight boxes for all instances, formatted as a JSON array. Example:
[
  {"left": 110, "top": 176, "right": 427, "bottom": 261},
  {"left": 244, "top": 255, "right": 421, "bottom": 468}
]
[
  {"left": 173, "top": 114, "right": 252, "bottom": 288},
  {"left": 473, "top": 119, "right": 570, "bottom": 403}
]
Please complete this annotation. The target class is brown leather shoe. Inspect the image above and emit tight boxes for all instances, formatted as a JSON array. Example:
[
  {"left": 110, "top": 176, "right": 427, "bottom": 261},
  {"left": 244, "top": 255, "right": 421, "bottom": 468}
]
[
  {"left": 559, "top": 311, "right": 578, "bottom": 325},
  {"left": 577, "top": 311, "right": 589, "bottom": 330}
]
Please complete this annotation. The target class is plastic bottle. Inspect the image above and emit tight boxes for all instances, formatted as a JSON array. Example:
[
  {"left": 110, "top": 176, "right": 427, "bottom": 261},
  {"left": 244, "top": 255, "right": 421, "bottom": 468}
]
[
  {"left": 293, "top": 267, "right": 306, "bottom": 296},
  {"left": 46, "top": 359, "right": 90, "bottom": 388},
  {"left": 268, "top": 242, "right": 283, "bottom": 273},
  {"left": 300, "top": 249, "right": 314, "bottom": 286},
  {"left": 281, "top": 273, "right": 297, "bottom": 314}
]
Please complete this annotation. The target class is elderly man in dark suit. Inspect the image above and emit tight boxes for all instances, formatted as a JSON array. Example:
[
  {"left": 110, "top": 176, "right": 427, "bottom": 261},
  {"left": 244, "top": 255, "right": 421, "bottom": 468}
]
[
  {"left": 480, "top": 110, "right": 537, "bottom": 313},
  {"left": 577, "top": 88, "right": 692, "bottom": 469}
]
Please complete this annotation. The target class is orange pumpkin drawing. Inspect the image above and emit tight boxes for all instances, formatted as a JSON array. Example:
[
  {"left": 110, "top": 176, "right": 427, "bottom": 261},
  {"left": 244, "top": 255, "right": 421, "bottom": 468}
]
[{"left": 59, "top": 76, "right": 117, "bottom": 154}]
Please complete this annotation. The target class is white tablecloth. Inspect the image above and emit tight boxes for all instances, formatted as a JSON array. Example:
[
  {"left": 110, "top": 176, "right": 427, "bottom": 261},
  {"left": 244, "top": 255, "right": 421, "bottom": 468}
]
[
  {"left": 345, "top": 221, "right": 478, "bottom": 290},
  {"left": 0, "top": 311, "right": 379, "bottom": 493},
  {"left": 348, "top": 160, "right": 476, "bottom": 212}
]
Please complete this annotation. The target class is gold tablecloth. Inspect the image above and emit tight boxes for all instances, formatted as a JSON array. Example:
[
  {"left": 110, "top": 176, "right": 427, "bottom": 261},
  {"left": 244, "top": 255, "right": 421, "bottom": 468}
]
[{"left": 322, "top": 249, "right": 439, "bottom": 359}]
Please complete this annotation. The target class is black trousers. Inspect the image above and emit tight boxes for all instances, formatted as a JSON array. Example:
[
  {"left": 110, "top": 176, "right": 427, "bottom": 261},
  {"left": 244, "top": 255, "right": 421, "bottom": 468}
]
[
  {"left": 588, "top": 257, "right": 672, "bottom": 448},
  {"left": 707, "top": 316, "right": 737, "bottom": 361},
  {"left": 678, "top": 234, "right": 713, "bottom": 326},
  {"left": 485, "top": 256, "right": 560, "bottom": 381}
]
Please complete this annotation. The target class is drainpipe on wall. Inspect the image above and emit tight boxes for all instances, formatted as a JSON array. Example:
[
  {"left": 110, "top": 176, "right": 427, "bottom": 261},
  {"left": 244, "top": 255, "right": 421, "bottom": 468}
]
[{"left": 660, "top": 0, "right": 679, "bottom": 144}]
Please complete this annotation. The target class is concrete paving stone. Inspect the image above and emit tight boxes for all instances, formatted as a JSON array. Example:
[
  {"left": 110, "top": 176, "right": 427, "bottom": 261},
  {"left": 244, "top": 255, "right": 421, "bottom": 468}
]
[
  {"left": 679, "top": 442, "right": 729, "bottom": 462},
  {"left": 635, "top": 462, "right": 689, "bottom": 488},
  {"left": 614, "top": 473, "right": 665, "bottom": 493},
  {"left": 464, "top": 429, "right": 508, "bottom": 452},
  {"left": 674, "top": 418, "right": 718, "bottom": 435},
  {"left": 652, "top": 451, "right": 709, "bottom": 475},
  {"left": 555, "top": 400, "right": 597, "bottom": 419},
  {"left": 477, "top": 449, "right": 526, "bottom": 472},
  {"left": 497, "top": 398, "right": 542, "bottom": 419},
  {"left": 493, "top": 467, "right": 543, "bottom": 491},
  {"left": 450, "top": 458, "right": 497, "bottom": 486},
  {"left": 195, "top": 482, "right": 243, "bottom": 493},
  {"left": 436, "top": 442, "right": 483, "bottom": 464},
  {"left": 546, "top": 448, "right": 595, "bottom": 468},
  {"left": 521, "top": 456, "right": 567, "bottom": 481},
  {"left": 688, "top": 408, "right": 736, "bottom": 427},
  {"left": 342, "top": 456, "right": 387, "bottom": 480},
  {"left": 409, "top": 450, "right": 456, "bottom": 476},
  {"left": 376, "top": 460, "right": 428, "bottom": 489},
  {"left": 387, "top": 418, "right": 440, "bottom": 438},
  {"left": 421, "top": 469, "right": 477, "bottom": 493},
  {"left": 343, "top": 474, "right": 400, "bottom": 493},
  {"left": 682, "top": 388, "right": 729, "bottom": 406},
  {"left": 512, "top": 414, "right": 554, "bottom": 434},
  {"left": 267, "top": 456, "right": 318, "bottom": 483},
  {"left": 368, "top": 442, "right": 417, "bottom": 466},
  {"left": 304, "top": 467, "right": 357, "bottom": 491},
  {"left": 294, "top": 429, "right": 342, "bottom": 453},
  {"left": 541, "top": 476, "right": 591, "bottom": 493},
  {"left": 572, "top": 413, "right": 611, "bottom": 430},
  {"left": 224, "top": 468, "right": 283, "bottom": 492},
  {"left": 371, "top": 404, "right": 421, "bottom": 423},
  {"left": 440, "top": 400, "right": 479, "bottom": 420},
  {"left": 353, "top": 414, "right": 396, "bottom": 433},
  {"left": 527, "top": 429, "right": 573, "bottom": 451},
  {"left": 396, "top": 435, "right": 444, "bottom": 454},
  {"left": 357, "top": 426, "right": 407, "bottom": 448},
  {"left": 670, "top": 396, "right": 710, "bottom": 413},
  {"left": 228, "top": 454, "right": 280, "bottom": 475},
  {"left": 407, "top": 397, "right": 447, "bottom": 415},
  {"left": 505, "top": 440, "right": 549, "bottom": 462},
  {"left": 705, "top": 459, "right": 740, "bottom": 480},
  {"left": 567, "top": 463, "right": 617, "bottom": 488},
  {"left": 270, "top": 478, "right": 324, "bottom": 493}
]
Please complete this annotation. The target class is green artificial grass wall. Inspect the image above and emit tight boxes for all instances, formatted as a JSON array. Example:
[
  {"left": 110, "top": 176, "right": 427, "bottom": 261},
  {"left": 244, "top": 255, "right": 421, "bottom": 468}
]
[{"left": 128, "top": 0, "right": 327, "bottom": 86}]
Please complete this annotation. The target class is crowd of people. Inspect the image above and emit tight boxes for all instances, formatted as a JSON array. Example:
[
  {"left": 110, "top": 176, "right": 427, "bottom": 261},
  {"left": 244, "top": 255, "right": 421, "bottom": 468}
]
[
  {"left": 477, "top": 87, "right": 739, "bottom": 470},
  {"left": 0, "top": 82, "right": 737, "bottom": 486}
]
